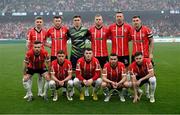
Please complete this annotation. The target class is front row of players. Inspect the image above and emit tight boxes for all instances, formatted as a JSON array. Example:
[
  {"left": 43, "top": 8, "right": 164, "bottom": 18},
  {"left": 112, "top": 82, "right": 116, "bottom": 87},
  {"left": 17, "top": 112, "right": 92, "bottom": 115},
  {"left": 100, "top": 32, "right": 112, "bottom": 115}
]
[{"left": 23, "top": 41, "right": 156, "bottom": 103}]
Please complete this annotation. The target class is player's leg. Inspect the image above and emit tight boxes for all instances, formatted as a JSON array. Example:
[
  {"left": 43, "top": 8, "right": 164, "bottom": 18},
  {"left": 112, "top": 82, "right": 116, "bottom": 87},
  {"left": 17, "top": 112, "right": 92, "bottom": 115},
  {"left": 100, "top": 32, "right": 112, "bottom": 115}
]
[
  {"left": 49, "top": 80, "right": 59, "bottom": 101},
  {"left": 37, "top": 74, "right": 44, "bottom": 97},
  {"left": 66, "top": 80, "right": 74, "bottom": 101},
  {"left": 149, "top": 76, "right": 156, "bottom": 103},
  {"left": 73, "top": 78, "right": 84, "bottom": 100},
  {"left": 42, "top": 71, "right": 50, "bottom": 101},
  {"left": 145, "top": 83, "right": 150, "bottom": 98},
  {"left": 92, "top": 78, "right": 102, "bottom": 101},
  {"left": 101, "top": 82, "right": 111, "bottom": 102},
  {"left": 22, "top": 74, "right": 33, "bottom": 102}
]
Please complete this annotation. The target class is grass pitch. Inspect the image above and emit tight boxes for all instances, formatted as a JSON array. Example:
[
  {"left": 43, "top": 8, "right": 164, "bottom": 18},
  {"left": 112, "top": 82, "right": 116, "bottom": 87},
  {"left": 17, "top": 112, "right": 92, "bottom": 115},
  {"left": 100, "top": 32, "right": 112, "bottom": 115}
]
[{"left": 0, "top": 41, "right": 180, "bottom": 114}]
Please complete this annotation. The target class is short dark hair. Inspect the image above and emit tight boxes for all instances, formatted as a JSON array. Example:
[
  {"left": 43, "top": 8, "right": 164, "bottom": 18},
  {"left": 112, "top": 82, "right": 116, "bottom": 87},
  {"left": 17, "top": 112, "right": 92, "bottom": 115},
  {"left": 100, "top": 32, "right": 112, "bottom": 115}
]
[
  {"left": 35, "top": 16, "right": 43, "bottom": 20},
  {"left": 116, "top": 11, "right": 123, "bottom": 14},
  {"left": 134, "top": 51, "right": 143, "bottom": 57},
  {"left": 110, "top": 53, "right": 118, "bottom": 57},
  {"left": 57, "top": 50, "right": 65, "bottom": 55},
  {"left": 33, "top": 40, "right": 42, "bottom": 45},
  {"left": 84, "top": 48, "right": 92, "bottom": 53},
  {"left": 53, "top": 15, "right": 62, "bottom": 19},
  {"left": 132, "top": 15, "right": 141, "bottom": 19},
  {"left": 73, "top": 15, "right": 81, "bottom": 19}
]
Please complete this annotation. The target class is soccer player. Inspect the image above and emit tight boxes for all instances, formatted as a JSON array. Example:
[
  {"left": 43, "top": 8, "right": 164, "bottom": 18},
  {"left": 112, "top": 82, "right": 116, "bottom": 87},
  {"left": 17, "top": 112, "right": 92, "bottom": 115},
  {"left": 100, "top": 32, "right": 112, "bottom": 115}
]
[
  {"left": 101, "top": 53, "right": 127, "bottom": 102},
  {"left": 25, "top": 16, "right": 48, "bottom": 99},
  {"left": 73, "top": 48, "right": 102, "bottom": 101},
  {"left": 46, "top": 15, "right": 69, "bottom": 61},
  {"left": 89, "top": 14, "right": 109, "bottom": 68},
  {"left": 67, "top": 15, "right": 90, "bottom": 71},
  {"left": 130, "top": 15, "right": 154, "bottom": 97},
  {"left": 22, "top": 41, "right": 50, "bottom": 102},
  {"left": 109, "top": 11, "right": 132, "bottom": 67},
  {"left": 130, "top": 15, "right": 154, "bottom": 61},
  {"left": 49, "top": 50, "right": 73, "bottom": 101},
  {"left": 128, "top": 52, "right": 156, "bottom": 103}
]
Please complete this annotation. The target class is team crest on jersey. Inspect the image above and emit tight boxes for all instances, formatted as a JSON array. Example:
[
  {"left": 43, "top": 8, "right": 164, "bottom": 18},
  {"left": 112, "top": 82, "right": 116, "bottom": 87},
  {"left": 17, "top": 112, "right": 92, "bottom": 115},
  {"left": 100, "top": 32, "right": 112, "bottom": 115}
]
[{"left": 124, "top": 28, "right": 127, "bottom": 32}]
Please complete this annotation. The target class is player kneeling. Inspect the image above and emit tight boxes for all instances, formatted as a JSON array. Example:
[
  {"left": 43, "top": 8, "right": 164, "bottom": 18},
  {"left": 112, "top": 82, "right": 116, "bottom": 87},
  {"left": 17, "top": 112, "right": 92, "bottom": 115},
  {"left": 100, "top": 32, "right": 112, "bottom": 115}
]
[
  {"left": 124, "top": 52, "right": 157, "bottom": 103},
  {"left": 73, "top": 48, "right": 102, "bottom": 101},
  {"left": 49, "top": 50, "right": 73, "bottom": 101},
  {"left": 22, "top": 41, "right": 50, "bottom": 102},
  {"left": 101, "top": 53, "right": 127, "bottom": 102}
]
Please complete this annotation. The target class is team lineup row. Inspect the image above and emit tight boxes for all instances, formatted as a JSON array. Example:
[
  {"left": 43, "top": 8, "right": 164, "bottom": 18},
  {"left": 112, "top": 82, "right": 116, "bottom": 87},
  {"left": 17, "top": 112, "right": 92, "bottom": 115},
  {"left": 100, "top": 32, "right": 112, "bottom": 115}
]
[{"left": 23, "top": 12, "right": 156, "bottom": 103}]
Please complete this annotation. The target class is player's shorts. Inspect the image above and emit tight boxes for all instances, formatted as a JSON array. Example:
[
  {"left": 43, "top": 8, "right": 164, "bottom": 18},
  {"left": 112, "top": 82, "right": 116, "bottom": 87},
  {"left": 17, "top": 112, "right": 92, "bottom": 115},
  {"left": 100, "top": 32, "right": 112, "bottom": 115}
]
[
  {"left": 51, "top": 56, "right": 68, "bottom": 62},
  {"left": 96, "top": 56, "right": 109, "bottom": 68},
  {"left": 136, "top": 76, "right": 150, "bottom": 87},
  {"left": 26, "top": 67, "right": 48, "bottom": 75},
  {"left": 118, "top": 55, "right": 130, "bottom": 67},
  {"left": 70, "top": 55, "right": 81, "bottom": 71}
]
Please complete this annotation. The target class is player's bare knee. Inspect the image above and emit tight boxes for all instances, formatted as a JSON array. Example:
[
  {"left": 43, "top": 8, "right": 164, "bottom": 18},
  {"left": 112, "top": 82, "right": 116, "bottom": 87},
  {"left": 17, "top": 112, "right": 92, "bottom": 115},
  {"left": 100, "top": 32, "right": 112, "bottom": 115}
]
[{"left": 49, "top": 80, "right": 56, "bottom": 90}]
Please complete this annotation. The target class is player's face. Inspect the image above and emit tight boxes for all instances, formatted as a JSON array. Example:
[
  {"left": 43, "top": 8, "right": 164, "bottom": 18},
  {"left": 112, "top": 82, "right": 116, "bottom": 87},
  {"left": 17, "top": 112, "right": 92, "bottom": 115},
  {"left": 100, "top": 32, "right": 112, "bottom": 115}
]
[
  {"left": 132, "top": 17, "right": 141, "bottom": 28},
  {"left": 33, "top": 44, "right": 41, "bottom": 54},
  {"left": 116, "top": 13, "right": 124, "bottom": 23},
  {"left": 57, "top": 53, "right": 65, "bottom": 64},
  {"left": 35, "top": 19, "right": 43, "bottom": 29},
  {"left": 110, "top": 56, "right": 118, "bottom": 67},
  {"left": 95, "top": 16, "right": 103, "bottom": 26},
  {"left": 84, "top": 50, "right": 93, "bottom": 62},
  {"left": 135, "top": 55, "right": 143, "bottom": 65},
  {"left": 53, "top": 18, "right": 62, "bottom": 28},
  {"left": 73, "top": 17, "right": 81, "bottom": 27}
]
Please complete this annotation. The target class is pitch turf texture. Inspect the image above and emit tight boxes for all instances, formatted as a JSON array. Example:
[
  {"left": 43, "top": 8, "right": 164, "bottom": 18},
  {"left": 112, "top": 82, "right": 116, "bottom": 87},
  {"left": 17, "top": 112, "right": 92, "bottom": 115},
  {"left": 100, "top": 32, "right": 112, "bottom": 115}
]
[{"left": 0, "top": 40, "right": 180, "bottom": 114}]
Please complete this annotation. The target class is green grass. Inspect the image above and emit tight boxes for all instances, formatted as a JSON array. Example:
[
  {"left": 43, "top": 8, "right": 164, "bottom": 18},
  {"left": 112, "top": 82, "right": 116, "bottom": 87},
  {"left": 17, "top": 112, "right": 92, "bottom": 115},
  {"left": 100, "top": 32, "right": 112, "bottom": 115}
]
[{"left": 0, "top": 42, "right": 180, "bottom": 114}]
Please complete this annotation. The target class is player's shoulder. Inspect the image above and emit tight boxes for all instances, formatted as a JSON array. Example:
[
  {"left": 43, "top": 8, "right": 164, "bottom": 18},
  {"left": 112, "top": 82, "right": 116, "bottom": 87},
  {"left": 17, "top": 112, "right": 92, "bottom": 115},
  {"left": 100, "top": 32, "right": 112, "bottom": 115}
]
[
  {"left": 41, "top": 49, "right": 48, "bottom": 54},
  {"left": 52, "top": 59, "right": 58, "bottom": 65},
  {"left": 143, "top": 58, "right": 151, "bottom": 63},
  {"left": 77, "top": 57, "right": 84, "bottom": 63},
  {"left": 130, "top": 61, "right": 136, "bottom": 67},
  {"left": 65, "top": 59, "right": 71, "bottom": 64},
  {"left": 104, "top": 62, "right": 110, "bottom": 68},
  {"left": 93, "top": 57, "right": 99, "bottom": 62},
  {"left": 118, "top": 61, "right": 125, "bottom": 67}
]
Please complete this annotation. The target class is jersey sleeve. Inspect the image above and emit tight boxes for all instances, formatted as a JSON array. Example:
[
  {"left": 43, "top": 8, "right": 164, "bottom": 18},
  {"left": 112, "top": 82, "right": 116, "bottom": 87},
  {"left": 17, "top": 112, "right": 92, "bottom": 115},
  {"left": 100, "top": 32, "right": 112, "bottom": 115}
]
[
  {"left": 92, "top": 59, "right": 101, "bottom": 81},
  {"left": 75, "top": 60, "right": 85, "bottom": 81},
  {"left": 146, "top": 27, "right": 153, "bottom": 38}
]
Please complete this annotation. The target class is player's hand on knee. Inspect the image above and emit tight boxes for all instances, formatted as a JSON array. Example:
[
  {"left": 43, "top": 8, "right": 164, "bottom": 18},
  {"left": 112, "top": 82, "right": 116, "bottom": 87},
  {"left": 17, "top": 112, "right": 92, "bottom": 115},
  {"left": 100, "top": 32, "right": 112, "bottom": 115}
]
[
  {"left": 23, "top": 74, "right": 30, "bottom": 82},
  {"left": 58, "top": 81, "right": 64, "bottom": 86}
]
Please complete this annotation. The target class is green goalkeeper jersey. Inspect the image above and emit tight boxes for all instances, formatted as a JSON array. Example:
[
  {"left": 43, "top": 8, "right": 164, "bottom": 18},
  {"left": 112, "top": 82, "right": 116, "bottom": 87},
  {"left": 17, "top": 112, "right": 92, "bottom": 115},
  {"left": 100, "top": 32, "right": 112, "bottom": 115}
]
[{"left": 67, "top": 26, "right": 90, "bottom": 58}]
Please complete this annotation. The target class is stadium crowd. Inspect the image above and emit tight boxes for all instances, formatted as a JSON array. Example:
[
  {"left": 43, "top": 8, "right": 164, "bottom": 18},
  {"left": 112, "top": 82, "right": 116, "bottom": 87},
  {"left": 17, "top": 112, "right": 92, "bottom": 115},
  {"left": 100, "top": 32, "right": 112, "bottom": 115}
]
[
  {"left": 0, "top": 19, "right": 179, "bottom": 39},
  {"left": 3, "top": 0, "right": 180, "bottom": 13}
]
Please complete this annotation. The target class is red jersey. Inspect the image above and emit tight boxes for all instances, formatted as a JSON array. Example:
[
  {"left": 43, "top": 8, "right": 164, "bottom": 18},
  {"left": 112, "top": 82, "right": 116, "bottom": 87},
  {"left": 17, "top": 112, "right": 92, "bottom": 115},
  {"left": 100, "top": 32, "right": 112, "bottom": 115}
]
[
  {"left": 25, "top": 49, "right": 50, "bottom": 69},
  {"left": 51, "top": 59, "right": 72, "bottom": 81},
  {"left": 89, "top": 25, "right": 109, "bottom": 57},
  {"left": 109, "top": 23, "right": 132, "bottom": 56},
  {"left": 130, "top": 25, "right": 153, "bottom": 58},
  {"left": 103, "top": 62, "right": 126, "bottom": 82},
  {"left": 27, "top": 27, "right": 47, "bottom": 50},
  {"left": 76, "top": 57, "right": 101, "bottom": 81},
  {"left": 129, "top": 58, "right": 153, "bottom": 78},
  {"left": 47, "top": 26, "right": 68, "bottom": 56}
]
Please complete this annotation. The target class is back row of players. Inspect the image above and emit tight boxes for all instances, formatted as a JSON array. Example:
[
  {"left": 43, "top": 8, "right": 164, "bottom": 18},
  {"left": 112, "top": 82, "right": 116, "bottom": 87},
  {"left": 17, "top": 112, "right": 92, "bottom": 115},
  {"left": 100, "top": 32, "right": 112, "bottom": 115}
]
[{"left": 22, "top": 11, "right": 156, "bottom": 103}]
